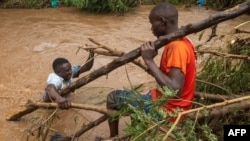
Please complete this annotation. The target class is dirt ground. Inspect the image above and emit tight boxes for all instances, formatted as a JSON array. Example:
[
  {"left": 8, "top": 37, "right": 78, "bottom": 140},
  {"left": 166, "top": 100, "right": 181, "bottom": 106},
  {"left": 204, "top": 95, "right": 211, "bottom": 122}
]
[{"left": 0, "top": 5, "right": 249, "bottom": 141}]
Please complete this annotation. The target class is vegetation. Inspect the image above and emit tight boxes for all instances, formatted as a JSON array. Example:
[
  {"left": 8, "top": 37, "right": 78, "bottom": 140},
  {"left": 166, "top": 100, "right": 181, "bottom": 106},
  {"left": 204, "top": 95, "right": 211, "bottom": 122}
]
[
  {"left": 1, "top": 0, "right": 248, "bottom": 14},
  {"left": 2, "top": 0, "right": 50, "bottom": 8},
  {"left": 205, "top": 0, "right": 246, "bottom": 10},
  {"left": 196, "top": 37, "right": 250, "bottom": 95},
  {"left": 62, "top": 0, "right": 139, "bottom": 14}
]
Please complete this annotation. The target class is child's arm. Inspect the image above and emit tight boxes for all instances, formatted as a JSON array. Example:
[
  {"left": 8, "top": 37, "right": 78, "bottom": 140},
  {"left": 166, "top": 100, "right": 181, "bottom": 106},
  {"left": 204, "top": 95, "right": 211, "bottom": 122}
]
[
  {"left": 45, "top": 84, "right": 71, "bottom": 109},
  {"left": 79, "top": 49, "right": 94, "bottom": 74}
]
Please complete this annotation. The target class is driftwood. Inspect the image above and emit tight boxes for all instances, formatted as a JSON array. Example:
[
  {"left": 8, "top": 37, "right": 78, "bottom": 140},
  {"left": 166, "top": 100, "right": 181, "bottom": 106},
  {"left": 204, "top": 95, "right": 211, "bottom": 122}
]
[
  {"left": 6, "top": 2, "right": 250, "bottom": 122},
  {"left": 25, "top": 100, "right": 110, "bottom": 115}
]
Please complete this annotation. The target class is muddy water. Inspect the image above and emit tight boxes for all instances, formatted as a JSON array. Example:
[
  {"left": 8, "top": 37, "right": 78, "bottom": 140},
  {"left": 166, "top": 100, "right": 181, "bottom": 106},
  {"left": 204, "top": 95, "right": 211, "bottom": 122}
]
[{"left": 0, "top": 5, "right": 249, "bottom": 141}]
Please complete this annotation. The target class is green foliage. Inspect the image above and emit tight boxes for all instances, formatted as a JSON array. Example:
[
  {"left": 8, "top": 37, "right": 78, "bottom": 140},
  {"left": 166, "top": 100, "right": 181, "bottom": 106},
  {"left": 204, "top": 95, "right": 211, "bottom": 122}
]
[
  {"left": 204, "top": 0, "right": 247, "bottom": 10},
  {"left": 198, "top": 124, "right": 218, "bottom": 141},
  {"left": 111, "top": 86, "right": 218, "bottom": 140},
  {"left": 167, "top": 0, "right": 196, "bottom": 6},
  {"left": 3, "top": 0, "right": 50, "bottom": 8},
  {"left": 196, "top": 38, "right": 250, "bottom": 94},
  {"left": 61, "top": 0, "right": 140, "bottom": 14}
]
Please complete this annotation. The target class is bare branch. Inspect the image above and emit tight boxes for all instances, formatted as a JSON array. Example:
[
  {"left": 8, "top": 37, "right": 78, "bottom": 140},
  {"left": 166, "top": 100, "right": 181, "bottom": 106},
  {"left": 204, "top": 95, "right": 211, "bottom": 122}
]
[{"left": 197, "top": 49, "right": 250, "bottom": 60}]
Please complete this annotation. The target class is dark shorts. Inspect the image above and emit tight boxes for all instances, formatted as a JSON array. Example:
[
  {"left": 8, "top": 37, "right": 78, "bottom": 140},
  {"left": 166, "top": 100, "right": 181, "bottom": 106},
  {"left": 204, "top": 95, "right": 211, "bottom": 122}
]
[{"left": 106, "top": 90, "right": 152, "bottom": 113}]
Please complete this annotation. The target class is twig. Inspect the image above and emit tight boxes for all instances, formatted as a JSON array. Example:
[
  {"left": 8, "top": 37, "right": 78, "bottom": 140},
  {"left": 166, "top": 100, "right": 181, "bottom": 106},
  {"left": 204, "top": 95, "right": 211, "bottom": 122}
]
[
  {"left": 88, "top": 38, "right": 148, "bottom": 70},
  {"left": 71, "top": 114, "right": 108, "bottom": 139},
  {"left": 25, "top": 107, "right": 58, "bottom": 139},
  {"left": 197, "top": 49, "right": 250, "bottom": 60},
  {"left": 196, "top": 79, "right": 232, "bottom": 94},
  {"left": 125, "top": 65, "right": 134, "bottom": 89},
  {"left": 132, "top": 120, "right": 166, "bottom": 141},
  {"left": 234, "top": 21, "right": 250, "bottom": 33},
  {"left": 194, "top": 91, "right": 240, "bottom": 102},
  {"left": 206, "top": 24, "right": 218, "bottom": 42}
]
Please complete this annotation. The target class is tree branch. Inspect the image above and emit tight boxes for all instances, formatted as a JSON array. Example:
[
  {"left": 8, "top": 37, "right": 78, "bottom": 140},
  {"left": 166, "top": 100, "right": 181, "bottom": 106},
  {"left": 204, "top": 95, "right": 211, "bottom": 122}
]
[{"left": 197, "top": 49, "right": 250, "bottom": 60}]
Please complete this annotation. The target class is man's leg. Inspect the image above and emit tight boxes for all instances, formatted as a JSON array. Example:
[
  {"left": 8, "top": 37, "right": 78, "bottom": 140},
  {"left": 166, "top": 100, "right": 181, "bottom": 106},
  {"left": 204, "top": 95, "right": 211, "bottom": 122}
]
[
  {"left": 106, "top": 90, "right": 152, "bottom": 138},
  {"left": 108, "top": 114, "right": 119, "bottom": 137},
  {"left": 106, "top": 90, "right": 123, "bottom": 137}
]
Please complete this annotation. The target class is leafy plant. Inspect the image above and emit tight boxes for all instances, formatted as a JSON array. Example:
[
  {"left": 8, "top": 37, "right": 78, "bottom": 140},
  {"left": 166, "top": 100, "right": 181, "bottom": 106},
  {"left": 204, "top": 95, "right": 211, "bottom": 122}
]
[
  {"left": 196, "top": 37, "right": 250, "bottom": 95},
  {"left": 3, "top": 0, "right": 50, "bottom": 8},
  {"left": 61, "top": 0, "right": 140, "bottom": 14},
  {"left": 111, "top": 86, "right": 217, "bottom": 141},
  {"left": 205, "top": 0, "right": 247, "bottom": 10}
]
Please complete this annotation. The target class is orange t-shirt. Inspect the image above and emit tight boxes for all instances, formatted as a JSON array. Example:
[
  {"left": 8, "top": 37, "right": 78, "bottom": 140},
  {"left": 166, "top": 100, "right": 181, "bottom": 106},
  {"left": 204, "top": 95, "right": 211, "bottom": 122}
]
[{"left": 151, "top": 37, "right": 196, "bottom": 113}]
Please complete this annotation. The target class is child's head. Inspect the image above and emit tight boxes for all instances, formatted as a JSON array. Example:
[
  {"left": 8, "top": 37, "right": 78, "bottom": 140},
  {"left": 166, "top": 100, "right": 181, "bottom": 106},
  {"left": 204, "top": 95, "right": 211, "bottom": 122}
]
[
  {"left": 149, "top": 2, "right": 178, "bottom": 38},
  {"left": 52, "top": 58, "right": 72, "bottom": 80}
]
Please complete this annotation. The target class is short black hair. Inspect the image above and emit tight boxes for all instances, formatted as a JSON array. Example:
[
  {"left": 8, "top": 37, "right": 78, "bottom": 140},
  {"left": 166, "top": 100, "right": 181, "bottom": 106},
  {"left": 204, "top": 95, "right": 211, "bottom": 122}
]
[
  {"left": 151, "top": 2, "right": 178, "bottom": 25},
  {"left": 52, "top": 58, "right": 69, "bottom": 72}
]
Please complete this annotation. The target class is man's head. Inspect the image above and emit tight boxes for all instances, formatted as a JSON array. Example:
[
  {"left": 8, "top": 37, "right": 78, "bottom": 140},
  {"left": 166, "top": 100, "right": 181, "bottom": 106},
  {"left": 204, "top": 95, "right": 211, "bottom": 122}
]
[
  {"left": 149, "top": 2, "right": 178, "bottom": 38},
  {"left": 52, "top": 58, "right": 72, "bottom": 80}
]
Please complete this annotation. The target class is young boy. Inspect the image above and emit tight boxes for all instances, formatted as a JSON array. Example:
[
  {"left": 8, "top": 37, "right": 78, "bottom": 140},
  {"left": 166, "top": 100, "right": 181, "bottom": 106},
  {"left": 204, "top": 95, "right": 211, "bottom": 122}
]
[
  {"left": 106, "top": 2, "right": 196, "bottom": 137},
  {"left": 43, "top": 50, "right": 94, "bottom": 109}
]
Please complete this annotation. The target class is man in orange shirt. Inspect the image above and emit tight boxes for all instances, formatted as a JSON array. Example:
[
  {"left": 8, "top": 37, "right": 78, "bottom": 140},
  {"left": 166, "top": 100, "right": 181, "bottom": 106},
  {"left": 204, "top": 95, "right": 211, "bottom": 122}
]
[{"left": 106, "top": 2, "right": 196, "bottom": 138}]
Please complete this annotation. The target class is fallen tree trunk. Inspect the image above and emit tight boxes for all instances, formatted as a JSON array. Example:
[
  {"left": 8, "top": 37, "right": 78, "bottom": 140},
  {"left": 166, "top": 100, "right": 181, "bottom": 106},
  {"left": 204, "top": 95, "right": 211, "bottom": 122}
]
[
  {"left": 187, "top": 97, "right": 250, "bottom": 120},
  {"left": 6, "top": 1, "right": 250, "bottom": 121}
]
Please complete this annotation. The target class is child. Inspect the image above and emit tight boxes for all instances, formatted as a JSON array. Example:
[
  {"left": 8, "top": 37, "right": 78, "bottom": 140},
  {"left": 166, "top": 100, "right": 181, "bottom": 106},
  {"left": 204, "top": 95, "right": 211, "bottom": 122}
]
[{"left": 43, "top": 50, "right": 94, "bottom": 109}]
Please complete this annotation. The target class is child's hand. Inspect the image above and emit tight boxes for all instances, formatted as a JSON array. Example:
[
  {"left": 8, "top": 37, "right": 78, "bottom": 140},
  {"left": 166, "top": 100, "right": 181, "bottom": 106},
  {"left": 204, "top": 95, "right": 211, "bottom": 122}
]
[
  {"left": 56, "top": 97, "right": 71, "bottom": 109},
  {"left": 86, "top": 48, "right": 95, "bottom": 61}
]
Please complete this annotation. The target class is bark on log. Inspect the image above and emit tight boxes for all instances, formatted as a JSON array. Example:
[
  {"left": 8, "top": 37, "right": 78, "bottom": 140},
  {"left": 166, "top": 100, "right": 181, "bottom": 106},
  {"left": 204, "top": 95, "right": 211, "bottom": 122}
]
[
  {"left": 186, "top": 98, "right": 250, "bottom": 120},
  {"left": 24, "top": 100, "right": 111, "bottom": 115},
  {"left": 6, "top": 2, "right": 250, "bottom": 121},
  {"left": 184, "top": 95, "right": 250, "bottom": 120}
]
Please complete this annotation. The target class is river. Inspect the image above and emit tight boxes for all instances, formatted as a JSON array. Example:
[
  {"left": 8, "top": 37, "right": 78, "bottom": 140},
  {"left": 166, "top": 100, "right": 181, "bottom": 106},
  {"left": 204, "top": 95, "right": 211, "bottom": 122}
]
[{"left": 0, "top": 5, "right": 249, "bottom": 141}]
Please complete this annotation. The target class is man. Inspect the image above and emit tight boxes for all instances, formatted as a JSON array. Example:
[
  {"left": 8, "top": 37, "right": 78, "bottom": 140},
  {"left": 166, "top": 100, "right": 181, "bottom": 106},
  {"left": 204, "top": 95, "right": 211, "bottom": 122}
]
[
  {"left": 43, "top": 50, "right": 94, "bottom": 109},
  {"left": 106, "top": 2, "right": 196, "bottom": 138}
]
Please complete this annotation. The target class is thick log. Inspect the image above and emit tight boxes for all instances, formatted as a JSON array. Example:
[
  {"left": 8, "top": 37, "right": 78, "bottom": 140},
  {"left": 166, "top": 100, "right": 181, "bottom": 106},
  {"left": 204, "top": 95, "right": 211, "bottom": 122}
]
[
  {"left": 186, "top": 97, "right": 250, "bottom": 120},
  {"left": 7, "top": 2, "right": 250, "bottom": 121}
]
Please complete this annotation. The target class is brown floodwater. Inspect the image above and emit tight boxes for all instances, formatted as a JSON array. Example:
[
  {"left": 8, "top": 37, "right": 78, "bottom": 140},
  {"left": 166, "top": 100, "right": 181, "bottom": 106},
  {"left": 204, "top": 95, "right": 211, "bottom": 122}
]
[{"left": 0, "top": 5, "right": 249, "bottom": 141}]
